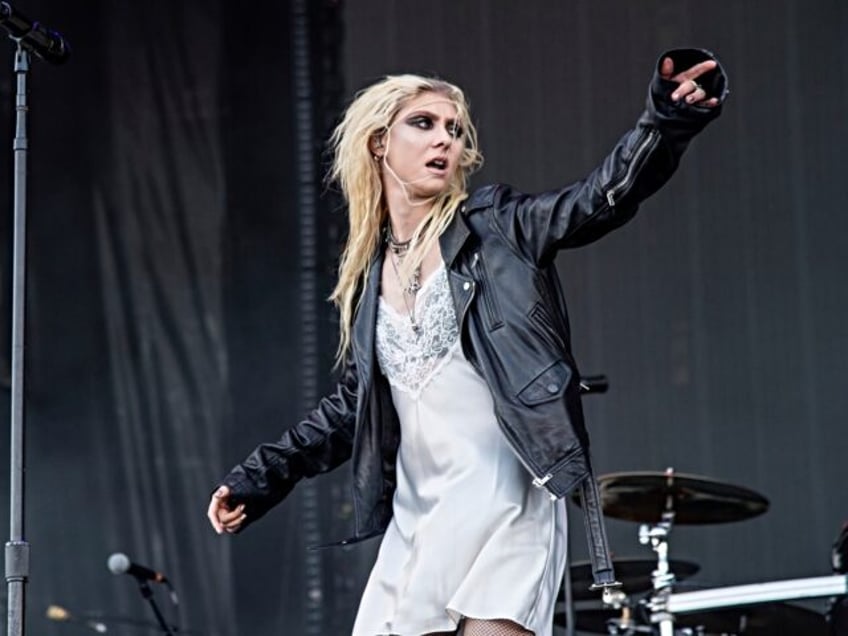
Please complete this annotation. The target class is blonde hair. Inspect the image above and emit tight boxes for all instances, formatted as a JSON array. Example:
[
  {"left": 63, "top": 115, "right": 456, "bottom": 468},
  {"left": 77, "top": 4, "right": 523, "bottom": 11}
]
[{"left": 328, "top": 74, "right": 483, "bottom": 363}]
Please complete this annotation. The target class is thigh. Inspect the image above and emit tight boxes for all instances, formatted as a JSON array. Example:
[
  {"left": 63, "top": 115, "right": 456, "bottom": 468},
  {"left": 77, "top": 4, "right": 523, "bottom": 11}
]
[{"left": 460, "top": 618, "right": 533, "bottom": 636}]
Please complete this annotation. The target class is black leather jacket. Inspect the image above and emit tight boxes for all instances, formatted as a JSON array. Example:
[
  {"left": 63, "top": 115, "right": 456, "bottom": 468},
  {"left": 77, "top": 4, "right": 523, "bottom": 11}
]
[{"left": 221, "top": 49, "right": 727, "bottom": 589}]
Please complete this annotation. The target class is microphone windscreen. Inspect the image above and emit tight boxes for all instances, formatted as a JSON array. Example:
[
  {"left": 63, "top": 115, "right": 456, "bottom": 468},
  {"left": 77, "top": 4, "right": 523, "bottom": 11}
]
[{"left": 106, "top": 552, "right": 130, "bottom": 575}]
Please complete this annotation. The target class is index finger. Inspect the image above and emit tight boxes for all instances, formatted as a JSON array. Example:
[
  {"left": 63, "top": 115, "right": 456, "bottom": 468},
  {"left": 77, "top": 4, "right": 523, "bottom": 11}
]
[{"left": 672, "top": 59, "right": 717, "bottom": 83}]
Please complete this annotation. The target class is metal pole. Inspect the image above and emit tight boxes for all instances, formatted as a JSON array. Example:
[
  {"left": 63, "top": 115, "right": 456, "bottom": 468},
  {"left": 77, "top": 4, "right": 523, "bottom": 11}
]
[
  {"left": 290, "top": 1, "right": 324, "bottom": 633},
  {"left": 6, "top": 42, "right": 30, "bottom": 636}
]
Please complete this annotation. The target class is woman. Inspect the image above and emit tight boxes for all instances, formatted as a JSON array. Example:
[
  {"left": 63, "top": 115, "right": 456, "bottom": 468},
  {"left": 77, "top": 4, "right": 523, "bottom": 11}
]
[{"left": 208, "top": 49, "right": 727, "bottom": 636}]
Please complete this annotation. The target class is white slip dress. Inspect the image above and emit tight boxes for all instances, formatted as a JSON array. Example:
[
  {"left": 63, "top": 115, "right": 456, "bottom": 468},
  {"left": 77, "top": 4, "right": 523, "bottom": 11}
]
[{"left": 351, "top": 262, "right": 566, "bottom": 636}]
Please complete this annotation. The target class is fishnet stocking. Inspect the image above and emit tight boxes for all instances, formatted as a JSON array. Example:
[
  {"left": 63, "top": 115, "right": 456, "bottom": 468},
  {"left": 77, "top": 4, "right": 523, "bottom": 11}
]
[{"left": 457, "top": 618, "right": 534, "bottom": 636}]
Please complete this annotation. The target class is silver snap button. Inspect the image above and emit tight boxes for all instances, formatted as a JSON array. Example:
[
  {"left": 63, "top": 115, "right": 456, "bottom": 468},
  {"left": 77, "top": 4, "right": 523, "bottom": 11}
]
[
  {"left": 546, "top": 383, "right": 558, "bottom": 394},
  {"left": 463, "top": 281, "right": 471, "bottom": 291}
]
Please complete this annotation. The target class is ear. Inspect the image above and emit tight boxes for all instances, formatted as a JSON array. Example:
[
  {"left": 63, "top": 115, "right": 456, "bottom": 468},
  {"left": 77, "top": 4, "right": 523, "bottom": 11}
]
[{"left": 369, "top": 131, "right": 385, "bottom": 157}]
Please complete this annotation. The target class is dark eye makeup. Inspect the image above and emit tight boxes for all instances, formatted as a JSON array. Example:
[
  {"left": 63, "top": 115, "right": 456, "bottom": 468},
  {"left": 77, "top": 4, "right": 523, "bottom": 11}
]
[
  {"left": 407, "top": 115, "right": 433, "bottom": 130},
  {"left": 405, "top": 114, "right": 464, "bottom": 138},
  {"left": 447, "top": 121, "right": 464, "bottom": 138}
]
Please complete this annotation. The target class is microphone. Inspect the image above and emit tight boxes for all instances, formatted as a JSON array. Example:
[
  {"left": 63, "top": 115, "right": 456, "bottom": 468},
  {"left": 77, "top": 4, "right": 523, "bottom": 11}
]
[
  {"left": 107, "top": 553, "right": 167, "bottom": 583},
  {"left": 46, "top": 605, "right": 108, "bottom": 633},
  {"left": 0, "top": 2, "right": 70, "bottom": 65},
  {"left": 579, "top": 374, "right": 609, "bottom": 395},
  {"left": 107, "top": 553, "right": 179, "bottom": 604}
]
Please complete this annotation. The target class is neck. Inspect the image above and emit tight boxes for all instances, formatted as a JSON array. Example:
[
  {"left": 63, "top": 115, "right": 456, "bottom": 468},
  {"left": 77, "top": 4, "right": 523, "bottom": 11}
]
[{"left": 384, "top": 188, "right": 432, "bottom": 242}]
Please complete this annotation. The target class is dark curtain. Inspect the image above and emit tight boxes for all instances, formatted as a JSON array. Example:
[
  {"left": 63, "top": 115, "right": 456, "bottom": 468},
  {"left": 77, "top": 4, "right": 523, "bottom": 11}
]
[
  {"left": 92, "top": 1, "right": 235, "bottom": 634},
  {"left": 0, "top": 1, "right": 346, "bottom": 634}
]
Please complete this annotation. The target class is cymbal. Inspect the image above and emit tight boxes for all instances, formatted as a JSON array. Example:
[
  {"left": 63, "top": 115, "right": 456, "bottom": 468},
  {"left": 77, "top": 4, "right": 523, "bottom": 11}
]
[
  {"left": 564, "top": 557, "right": 700, "bottom": 601},
  {"left": 554, "top": 602, "right": 826, "bottom": 634},
  {"left": 574, "top": 470, "right": 769, "bottom": 524}
]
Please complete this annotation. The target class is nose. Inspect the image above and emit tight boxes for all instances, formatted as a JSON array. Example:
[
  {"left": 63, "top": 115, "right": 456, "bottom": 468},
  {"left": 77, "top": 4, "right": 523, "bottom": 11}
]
[{"left": 433, "top": 127, "right": 455, "bottom": 148}]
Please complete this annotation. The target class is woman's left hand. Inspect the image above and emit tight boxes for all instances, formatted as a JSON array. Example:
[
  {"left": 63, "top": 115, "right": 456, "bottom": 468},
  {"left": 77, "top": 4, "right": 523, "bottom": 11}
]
[{"left": 660, "top": 57, "right": 720, "bottom": 108}]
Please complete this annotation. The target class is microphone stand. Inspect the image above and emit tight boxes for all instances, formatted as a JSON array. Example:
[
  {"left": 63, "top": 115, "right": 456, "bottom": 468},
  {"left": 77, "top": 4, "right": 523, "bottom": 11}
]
[
  {"left": 134, "top": 579, "right": 177, "bottom": 636},
  {"left": 5, "top": 42, "right": 31, "bottom": 636}
]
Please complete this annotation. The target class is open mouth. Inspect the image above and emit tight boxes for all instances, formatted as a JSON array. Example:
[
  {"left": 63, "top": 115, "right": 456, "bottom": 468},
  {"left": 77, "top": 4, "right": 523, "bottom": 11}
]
[{"left": 426, "top": 157, "right": 448, "bottom": 171}]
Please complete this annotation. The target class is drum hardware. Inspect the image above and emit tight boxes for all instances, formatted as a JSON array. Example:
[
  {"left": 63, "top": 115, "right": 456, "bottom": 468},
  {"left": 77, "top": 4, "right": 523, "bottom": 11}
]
[
  {"left": 639, "top": 512, "right": 676, "bottom": 592},
  {"left": 572, "top": 464, "right": 773, "bottom": 632},
  {"left": 599, "top": 590, "right": 640, "bottom": 634},
  {"left": 558, "top": 600, "right": 830, "bottom": 635},
  {"left": 638, "top": 508, "right": 676, "bottom": 635},
  {"left": 565, "top": 558, "right": 700, "bottom": 602},
  {"left": 555, "top": 604, "right": 656, "bottom": 634},
  {"left": 658, "top": 574, "right": 848, "bottom": 614},
  {"left": 568, "top": 467, "right": 842, "bottom": 633},
  {"left": 654, "top": 578, "right": 841, "bottom": 635}
]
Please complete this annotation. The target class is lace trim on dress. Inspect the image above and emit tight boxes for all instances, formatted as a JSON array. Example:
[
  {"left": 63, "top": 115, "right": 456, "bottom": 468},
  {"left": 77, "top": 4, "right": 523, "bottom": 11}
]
[{"left": 376, "top": 263, "right": 460, "bottom": 399}]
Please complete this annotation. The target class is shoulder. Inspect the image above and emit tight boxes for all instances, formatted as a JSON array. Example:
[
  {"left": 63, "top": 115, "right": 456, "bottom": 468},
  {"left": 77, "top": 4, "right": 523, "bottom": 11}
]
[{"left": 463, "top": 183, "right": 526, "bottom": 215}]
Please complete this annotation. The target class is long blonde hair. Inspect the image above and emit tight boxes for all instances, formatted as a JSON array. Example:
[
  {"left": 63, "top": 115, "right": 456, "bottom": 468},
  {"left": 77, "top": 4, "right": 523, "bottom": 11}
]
[{"left": 328, "top": 75, "right": 483, "bottom": 363}]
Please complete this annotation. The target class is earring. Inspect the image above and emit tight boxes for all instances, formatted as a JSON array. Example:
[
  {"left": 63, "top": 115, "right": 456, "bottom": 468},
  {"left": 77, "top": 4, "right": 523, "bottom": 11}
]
[{"left": 373, "top": 154, "right": 381, "bottom": 161}]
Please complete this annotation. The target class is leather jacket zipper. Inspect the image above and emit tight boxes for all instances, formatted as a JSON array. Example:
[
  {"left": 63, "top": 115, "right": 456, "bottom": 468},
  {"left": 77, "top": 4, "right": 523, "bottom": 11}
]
[
  {"left": 605, "top": 128, "right": 660, "bottom": 207},
  {"left": 455, "top": 267, "right": 554, "bottom": 496},
  {"left": 471, "top": 252, "right": 502, "bottom": 329}
]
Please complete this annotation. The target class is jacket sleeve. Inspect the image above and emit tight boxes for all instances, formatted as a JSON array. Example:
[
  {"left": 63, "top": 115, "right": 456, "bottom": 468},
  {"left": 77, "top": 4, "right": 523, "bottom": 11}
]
[
  {"left": 218, "top": 354, "right": 359, "bottom": 531},
  {"left": 491, "top": 48, "right": 729, "bottom": 267}
]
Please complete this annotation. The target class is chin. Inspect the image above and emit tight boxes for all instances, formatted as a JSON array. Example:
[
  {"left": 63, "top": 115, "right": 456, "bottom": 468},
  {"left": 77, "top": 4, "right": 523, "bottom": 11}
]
[
  {"left": 413, "top": 188, "right": 449, "bottom": 201},
  {"left": 416, "top": 179, "right": 455, "bottom": 199}
]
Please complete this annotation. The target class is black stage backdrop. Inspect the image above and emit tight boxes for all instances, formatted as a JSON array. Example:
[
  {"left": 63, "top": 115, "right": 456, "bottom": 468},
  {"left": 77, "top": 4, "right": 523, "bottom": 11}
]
[{"left": 0, "top": 1, "right": 844, "bottom": 635}]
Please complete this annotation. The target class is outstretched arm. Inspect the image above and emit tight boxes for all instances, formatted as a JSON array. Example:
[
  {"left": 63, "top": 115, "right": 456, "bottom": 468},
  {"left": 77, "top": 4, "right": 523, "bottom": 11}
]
[{"left": 492, "top": 48, "right": 728, "bottom": 266}]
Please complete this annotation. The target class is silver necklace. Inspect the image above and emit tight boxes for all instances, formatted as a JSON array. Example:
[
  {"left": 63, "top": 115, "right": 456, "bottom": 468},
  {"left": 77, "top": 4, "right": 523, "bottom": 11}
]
[
  {"left": 385, "top": 227, "right": 422, "bottom": 334},
  {"left": 386, "top": 225, "right": 413, "bottom": 255}
]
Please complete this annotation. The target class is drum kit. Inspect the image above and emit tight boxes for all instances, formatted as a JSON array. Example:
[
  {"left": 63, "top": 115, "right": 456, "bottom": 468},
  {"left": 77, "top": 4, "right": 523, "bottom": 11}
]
[{"left": 556, "top": 467, "right": 848, "bottom": 635}]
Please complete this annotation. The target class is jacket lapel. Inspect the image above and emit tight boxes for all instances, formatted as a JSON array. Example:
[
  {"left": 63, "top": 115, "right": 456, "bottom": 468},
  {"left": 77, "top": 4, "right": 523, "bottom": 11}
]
[{"left": 439, "top": 204, "right": 471, "bottom": 268}]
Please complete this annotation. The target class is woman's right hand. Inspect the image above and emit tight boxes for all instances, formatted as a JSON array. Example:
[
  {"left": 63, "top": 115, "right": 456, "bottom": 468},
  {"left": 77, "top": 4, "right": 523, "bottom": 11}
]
[{"left": 207, "top": 485, "right": 247, "bottom": 535}]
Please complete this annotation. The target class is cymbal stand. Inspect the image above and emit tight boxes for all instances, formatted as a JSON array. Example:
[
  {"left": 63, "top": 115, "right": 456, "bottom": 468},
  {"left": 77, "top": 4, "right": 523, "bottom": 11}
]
[{"left": 639, "top": 510, "right": 676, "bottom": 636}]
